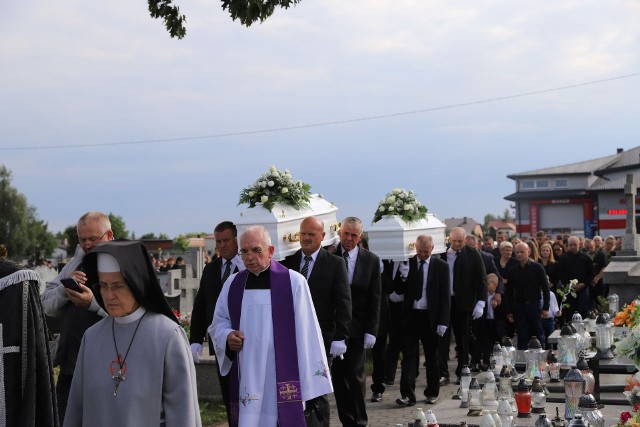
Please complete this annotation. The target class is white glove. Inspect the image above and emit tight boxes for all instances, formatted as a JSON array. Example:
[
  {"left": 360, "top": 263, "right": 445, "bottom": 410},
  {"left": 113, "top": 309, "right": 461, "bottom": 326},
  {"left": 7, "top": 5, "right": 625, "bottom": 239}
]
[
  {"left": 436, "top": 325, "right": 447, "bottom": 337},
  {"left": 398, "top": 261, "right": 409, "bottom": 279},
  {"left": 190, "top": 343, "right": 203, "bottom": 363},
  {"left": 364, "top": 333, "right": 376, "bottom": 349},
  {"left": 330, "top": 340, "right": 347, "bottom": 358},
  {"left": 472, "top": 300, "right": 486, "bottom": 320}
]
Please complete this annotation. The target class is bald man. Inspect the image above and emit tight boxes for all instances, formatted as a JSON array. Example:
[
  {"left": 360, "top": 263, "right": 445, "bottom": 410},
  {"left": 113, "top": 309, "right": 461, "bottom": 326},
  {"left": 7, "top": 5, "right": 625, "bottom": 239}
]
[
  {"left": 438, "top": 227, "right": 487, "bottom": 384},
  {"left": 557, "top": 236, "right": 594, "bottom": 319},
  {"left": 281, "top": 216, "right": 352, "bottom": 426},
  {"left": 505, "top": 243, "right": 550, "bottom": 349}
]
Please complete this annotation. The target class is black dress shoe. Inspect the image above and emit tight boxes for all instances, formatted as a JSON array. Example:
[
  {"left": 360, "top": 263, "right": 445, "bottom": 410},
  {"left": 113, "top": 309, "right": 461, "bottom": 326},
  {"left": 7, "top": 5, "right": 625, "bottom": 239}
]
[
  {"left": 383, "top": 380, "right": 395, "bottom": 386},
  {"left": 395, "top": 397, "right": 415, "bottom": 407},
  {"left": 371, "top": 392, "right": 382, "bottom": 402},
  {"left": 438, "top": 377, "right": 450, "bottom": 386}
]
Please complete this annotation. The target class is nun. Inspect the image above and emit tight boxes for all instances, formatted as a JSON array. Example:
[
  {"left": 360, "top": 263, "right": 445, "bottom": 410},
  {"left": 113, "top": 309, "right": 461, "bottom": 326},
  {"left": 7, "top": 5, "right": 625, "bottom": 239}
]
[{"left": 63, "top": 240, "right": 201, "bottom": 427}]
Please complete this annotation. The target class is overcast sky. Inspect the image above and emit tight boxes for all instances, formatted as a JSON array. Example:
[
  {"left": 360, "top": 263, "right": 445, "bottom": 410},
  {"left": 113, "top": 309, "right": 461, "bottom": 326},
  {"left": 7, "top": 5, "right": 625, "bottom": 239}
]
[{"left": 1, "top": 0, "right": 639, "bottom": 238}]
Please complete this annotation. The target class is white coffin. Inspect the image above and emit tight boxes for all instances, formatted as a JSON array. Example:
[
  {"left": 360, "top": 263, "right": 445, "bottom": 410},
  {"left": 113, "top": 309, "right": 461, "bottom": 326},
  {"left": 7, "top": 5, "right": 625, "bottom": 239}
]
[
  {"left": 236, "top": 194, "right": 340, "bottom": 260},
  {"left": 367, "top": 214, "right": 446, "bottom": 261}
]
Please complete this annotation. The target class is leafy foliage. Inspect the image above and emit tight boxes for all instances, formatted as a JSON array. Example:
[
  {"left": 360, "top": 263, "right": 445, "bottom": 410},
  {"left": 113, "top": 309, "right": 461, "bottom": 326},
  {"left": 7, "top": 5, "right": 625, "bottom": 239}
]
[
  {"left": 0, "top": 166, "right": 57, "bottom": 258},
  {"left": 238, "top": 165, "right": 311, "bottom": 211},
  {"left": 555, "top": 279, "right": 578, "bottom": 310},
  {"left": 147, "top": 0, "right": 302, "bottom": 39},
  {"left": 221, "top": 0, "right": 302, "bottom": 26},
  {"left": 108, "top": 213, "right": 130, "bottom": 240},
  {"left": 148, "top": 0, "right": 187, "bottom": 39}
]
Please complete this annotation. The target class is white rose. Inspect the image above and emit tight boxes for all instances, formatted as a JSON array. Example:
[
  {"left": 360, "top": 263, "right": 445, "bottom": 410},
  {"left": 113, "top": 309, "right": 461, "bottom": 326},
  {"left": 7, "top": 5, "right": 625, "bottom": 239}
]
[
  {"left": 268, "top": 181, "right": 275, "bottom": 187},
  {"left": 272, "top": 171, "right": 280, "bottom": 177},
  {"left": 259, "top": 181, "right": 267, "bottom": 188},
  {"left": 378, "top": 206, "right": 385, "bottom": 212},
  {"left": 392, "top": 188, "right": 401, "bottom": 195},
  {"left": 281, "top": 187, "right": 289, "bottom": 194},
  {"left": 248, "top": 191, "right": 255, "bottom": 197},
  {"left": 386, "top": 196, "right": 396, "bottom": 204},
  {"left": 404, "top": 204, "right": 413, "bottom": 211},
  {"left": 398, "top": 192, "right": 405, "bottom": 199},
  {"left": 388, "top": 206, "right": 394, "bottom": 212},
  {"left": 261, "top": 195, "right": 269, "bottom": 203},
  {"left": 269, "top": 165, "right": 277, "bottom": 173}
]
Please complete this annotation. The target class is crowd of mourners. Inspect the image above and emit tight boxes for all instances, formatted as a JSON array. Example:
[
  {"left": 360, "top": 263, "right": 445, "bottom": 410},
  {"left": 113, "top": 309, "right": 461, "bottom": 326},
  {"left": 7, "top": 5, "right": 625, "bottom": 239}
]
[{"left": 0, "top": 214, "right": 623, "bottom": 427}]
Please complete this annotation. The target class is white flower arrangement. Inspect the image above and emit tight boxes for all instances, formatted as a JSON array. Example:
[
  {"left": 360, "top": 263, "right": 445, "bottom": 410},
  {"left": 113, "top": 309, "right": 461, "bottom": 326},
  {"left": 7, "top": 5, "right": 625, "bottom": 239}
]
[
  {"left": 238, "top": 165, "right": 312, "bottom": 211},
  {"left": 616, "top": 324, "right": 640, "bottom": 368},
  {"left": 372, "top": 188, "right": 428, "bottom": 224}
]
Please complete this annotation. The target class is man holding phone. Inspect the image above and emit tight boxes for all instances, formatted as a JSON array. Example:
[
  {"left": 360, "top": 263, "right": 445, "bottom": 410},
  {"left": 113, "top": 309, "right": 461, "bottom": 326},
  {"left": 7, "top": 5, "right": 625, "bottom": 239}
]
[{"left": 41, "top": 211, "right": 113, "bottom": 424}]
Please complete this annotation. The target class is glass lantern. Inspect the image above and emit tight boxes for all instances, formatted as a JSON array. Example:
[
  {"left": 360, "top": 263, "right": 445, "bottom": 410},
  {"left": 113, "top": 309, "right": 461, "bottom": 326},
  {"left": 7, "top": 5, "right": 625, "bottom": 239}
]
[
  {"left": 577, "top": 393, "right": 605, "bottom": 427},
  {"left": 531, "top": 376, "right": 546, "bottom": 414},
  {"left": 566, "top": 413, "right": 588, "bottom": 427},
  {"left": 498, "top": 397, "right": 514, "bottom": 427},
  {"left": 595, "top": 313, "right": 614, "bottom": 359},
  {"left": 576, "top": 357, "right": 595, "bottom": 395},
  {"left": 491, "top": 341, "right": 504, "bottom": 376},
  {"left": 459, "top": 365, "right": 472, "bottom": 408},
  {"left": 480, "top": 412, "right": 496, "bottom": 427},
  {"left": 607, "top": 293, "right": 619, "bottom": 315},
  {"left": 483, "top": 370, "right": 499, "bottom": 408},
  {"left": 551, "top": 406, "right": 567, "bottom": 427},
  {"left": 503, "top": 337, "right": 518, "bottom": 379},
  {"left": 558, "top": 324, "right": 578, "bottom": 369},
  {"left": 468, "top": 377, "right": 483, "bottom": 416},
  {"left": 515, "top": 378, "right": 532, "bottom": 418},
  {"left": 425, "top": 409, "right": 438, "bottom": 427},
  {"left": 535, "top": 414, "right": 553, "bottom": 427},
  {"left": 563, "top": 366, "right": 585, "bottom": 420},
  {"left": 547, "top": 350, "right": 560, "bottom": 382},
  {"left": 525, "top": 337, "right": 547, "bottom": 383},
  {"left": 571, "top": 313, "right": 591, "bottom": 355},
  {"left": 489, "top": 410, "right": 502, "bottom": 427}
]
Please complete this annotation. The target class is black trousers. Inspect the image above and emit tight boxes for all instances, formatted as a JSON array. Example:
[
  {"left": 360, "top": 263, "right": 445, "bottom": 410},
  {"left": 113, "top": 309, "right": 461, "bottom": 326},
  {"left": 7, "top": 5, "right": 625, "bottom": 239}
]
[
  {"left": 370, "top": 309, "right": 390, "bottom": 394},
  {"left": 384, "top": 301, "right": 405, "bottom": 383},
  {"left": 400, "top": 309, "right": 440, "bottom": 403},
  {"left": 438, "top": 296, "right": 471, "bottom": 379},
  {"left": 331, "top": 337, "right": 367, "bottom": 426}
]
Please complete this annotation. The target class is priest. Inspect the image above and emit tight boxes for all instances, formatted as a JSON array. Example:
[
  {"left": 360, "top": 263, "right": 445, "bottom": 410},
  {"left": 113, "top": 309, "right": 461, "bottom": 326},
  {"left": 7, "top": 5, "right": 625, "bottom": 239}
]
[
  {"left": 209, "top": 226, "right": 333, "bottom": 427},
  {"left": 0, "top": 259, "right": 59, "bottom": 427}
]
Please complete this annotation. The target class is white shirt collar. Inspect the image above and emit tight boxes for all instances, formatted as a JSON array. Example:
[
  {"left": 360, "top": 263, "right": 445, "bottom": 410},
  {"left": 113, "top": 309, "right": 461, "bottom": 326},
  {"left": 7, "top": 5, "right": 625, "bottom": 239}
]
[{"left": 114, "top": 306, "right": 147, "bottom": 324}]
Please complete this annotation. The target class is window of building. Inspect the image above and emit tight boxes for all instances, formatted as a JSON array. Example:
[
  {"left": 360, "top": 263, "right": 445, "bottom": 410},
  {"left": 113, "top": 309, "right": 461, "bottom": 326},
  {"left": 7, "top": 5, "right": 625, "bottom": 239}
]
[
  {"left": 555, "top": 179, "right": 568, "bottom": 188},
  {"left": 522, "top": 180, "right": 534, "bottom": 189},
  {"left": 536, "top": 179, "right": 549, "bottom": 189}
]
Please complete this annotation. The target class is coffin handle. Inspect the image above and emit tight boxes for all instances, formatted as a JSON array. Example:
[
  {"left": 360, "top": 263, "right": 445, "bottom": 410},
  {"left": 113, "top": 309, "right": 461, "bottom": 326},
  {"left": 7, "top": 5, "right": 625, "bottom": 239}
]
[{"left": 283, "top": 232, "right": 300, "bottom": 243}]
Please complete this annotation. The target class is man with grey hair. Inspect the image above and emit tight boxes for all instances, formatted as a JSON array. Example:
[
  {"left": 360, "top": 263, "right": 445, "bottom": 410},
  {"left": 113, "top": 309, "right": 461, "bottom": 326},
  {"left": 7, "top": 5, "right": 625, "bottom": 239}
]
[
  {"left": 557, "top": 235, "right": 594, "bottom": 319},
  {"left": 41, "top": 211, "right": 113, "bottom": 423},
  {"left": 394, "top": 235, "right": 450, "bottom": 406},
  {"left": 209, "top": 226, "right": 332, "bottom": 426},
  {"left": 333, "top": 216, "right": 382, "bottom": 426},
  {"left": 438, "top": 227, "right": 487, "bottom": 384}
]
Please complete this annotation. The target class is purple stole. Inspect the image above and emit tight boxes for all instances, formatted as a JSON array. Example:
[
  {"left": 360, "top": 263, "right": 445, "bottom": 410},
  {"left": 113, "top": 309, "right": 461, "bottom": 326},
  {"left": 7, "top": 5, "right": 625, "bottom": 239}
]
[{"left": 227, "top": 260, "right": 305, "bottom": 426}]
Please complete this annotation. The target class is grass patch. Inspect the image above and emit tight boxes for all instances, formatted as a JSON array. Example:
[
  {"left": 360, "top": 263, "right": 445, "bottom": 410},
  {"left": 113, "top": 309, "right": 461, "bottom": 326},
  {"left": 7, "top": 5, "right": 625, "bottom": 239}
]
[{"left": 199, "top": 400, "right": 228, "bottom": 426}]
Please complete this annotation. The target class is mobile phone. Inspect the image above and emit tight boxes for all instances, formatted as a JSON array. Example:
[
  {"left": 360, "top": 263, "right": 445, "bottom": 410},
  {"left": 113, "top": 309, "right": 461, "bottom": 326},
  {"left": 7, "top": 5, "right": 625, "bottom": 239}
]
[{"left": 61, "top": 277, "right": 84, "bottom": 293}]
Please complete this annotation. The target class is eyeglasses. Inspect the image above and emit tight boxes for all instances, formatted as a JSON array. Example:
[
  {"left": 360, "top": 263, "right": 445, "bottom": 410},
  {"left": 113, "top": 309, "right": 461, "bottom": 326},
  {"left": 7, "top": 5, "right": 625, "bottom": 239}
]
[
  {"left": 238, "top": 248, "right": 265, "bottom": 257},
  {"left": 94, "top": 283, "right": 128, "bottom": 294},
  {"left": 79, "top": 230, "right": 109, "bottom": 245}
]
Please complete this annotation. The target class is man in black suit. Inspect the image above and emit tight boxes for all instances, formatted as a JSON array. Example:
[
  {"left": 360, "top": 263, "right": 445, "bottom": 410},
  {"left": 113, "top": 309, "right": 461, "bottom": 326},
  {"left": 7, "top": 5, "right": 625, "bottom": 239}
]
[
  {"left": 394, "top": 235, "right": 450, "bottom": 406},
  {"left": 333, "top": 216, "right": 381, "bottom": 427},
  {"left": 438, "top": 227, "right": 487, "bottom": 384},
  {"left": 281, "top": 216, "right": 352, "bottom": 426},
  {"left": 189, "top": 221, "right": 245, "bottom": 423}
]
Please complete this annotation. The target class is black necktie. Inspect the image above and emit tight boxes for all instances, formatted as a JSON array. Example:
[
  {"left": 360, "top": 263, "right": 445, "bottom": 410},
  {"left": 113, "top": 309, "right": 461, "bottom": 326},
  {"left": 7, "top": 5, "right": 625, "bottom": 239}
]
[
  {"left": 415, "top": 260, "right": 425, "bottom": 301},
  {"left": 301, "top": 256, "right": 312, "bottom": 279},
  {"left": 343, "top": 251, "right": 349, "bottom": 271},
  {"left": 221, "top": 260, "right": 232, "bottom": 284}
]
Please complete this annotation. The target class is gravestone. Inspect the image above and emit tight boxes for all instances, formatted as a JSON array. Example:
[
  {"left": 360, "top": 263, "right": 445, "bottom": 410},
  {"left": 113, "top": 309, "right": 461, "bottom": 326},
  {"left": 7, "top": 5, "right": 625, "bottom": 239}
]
[{"left": 603, "top": 173, "right": 640, "bottom": 305}]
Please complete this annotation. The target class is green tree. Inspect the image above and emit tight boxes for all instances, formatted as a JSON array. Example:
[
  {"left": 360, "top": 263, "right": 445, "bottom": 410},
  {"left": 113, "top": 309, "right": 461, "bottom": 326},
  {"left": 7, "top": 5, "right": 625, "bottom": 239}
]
[
  {"left": 0, "top": 165, "right": 57, "bottom": 258},
  {"left": 140, "top": 232, "right": 159, "bottom": 240},
  {"left": 147, "top": 0, "right": 302, "bottom": 39},
  {"left": 108, "top": 213, "right": 129, "bottom": 239},
  {"left": 173, "top": 235, "right": 190, "bottom": 252}
]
